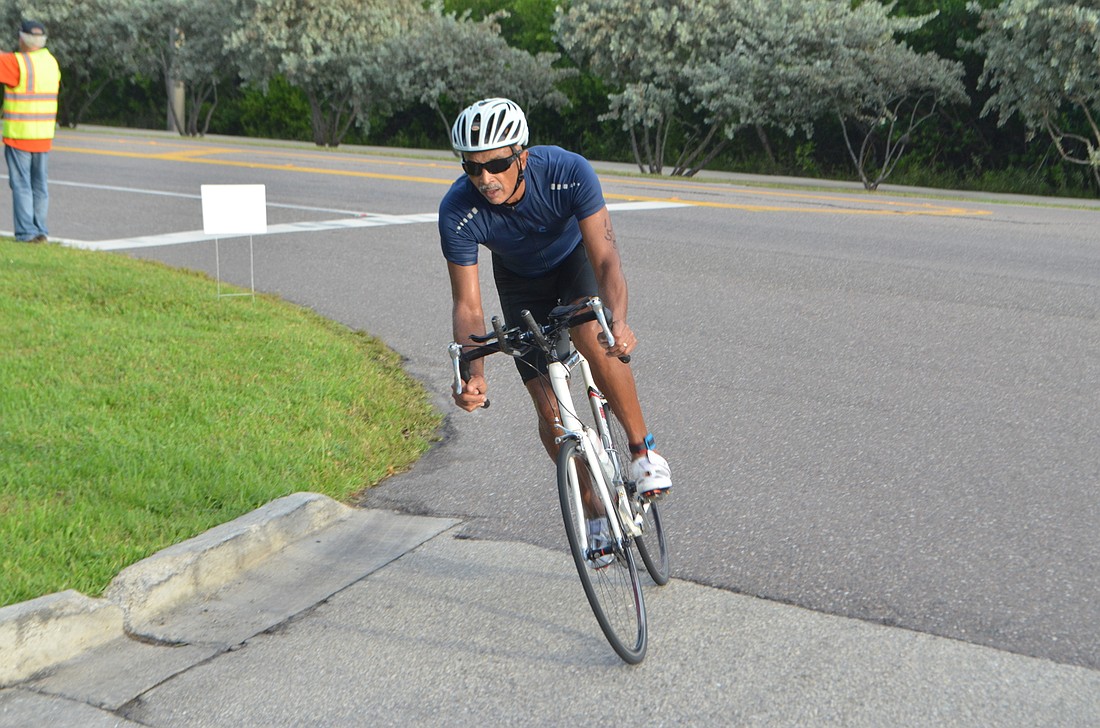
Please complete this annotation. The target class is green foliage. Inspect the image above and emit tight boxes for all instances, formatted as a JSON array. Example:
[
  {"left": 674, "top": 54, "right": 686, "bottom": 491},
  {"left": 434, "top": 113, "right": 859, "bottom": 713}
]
[
  {"left": 443, "top": 0, "right": 559, "bottom": 53},
  {"left": 77, "top": 74, "right": 164, "bottom": 129},
  {"left": 7, "top": 0, "right": 1097, "bottom": 195},
  {"left": 555, "top": 0, "right": 965, "bottom": 184},
  {"left": 2, "top": 0, "right": 140, "bottom": 126},
  {"left": 227, "top": 0, "right": 425, "bottom": 146},
  {"left": 686, "top": 0, "right": 967, "bottom": 189},
  {"left": 555, "top": 0, "right": 722, "bottom": 174},
  {"left": 215, "top": 76, "right": 313, "bottom": 142},
  {"left": 969, "top": 0, "right": 1100, "bottom": 187},
  {"left": 126, "top": 0, "right": 239, "bottom": 135},
  {"left": 379, "top": 9, "right": 574, "bottom": 140}
]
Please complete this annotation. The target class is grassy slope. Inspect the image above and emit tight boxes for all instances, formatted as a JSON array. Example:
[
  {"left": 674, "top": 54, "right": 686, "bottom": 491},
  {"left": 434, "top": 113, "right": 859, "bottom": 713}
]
[{"left": 0, "top": 241, "right": 440, "bottom": 605}]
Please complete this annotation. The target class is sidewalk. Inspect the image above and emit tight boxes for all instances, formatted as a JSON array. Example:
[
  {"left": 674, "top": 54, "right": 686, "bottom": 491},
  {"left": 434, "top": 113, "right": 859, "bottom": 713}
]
[
  {"left": 0, "top": 494, "right": 457, "bottom": 726},
  {"left": 2, "top": 496, "right": 1098, "bottom": 726}
]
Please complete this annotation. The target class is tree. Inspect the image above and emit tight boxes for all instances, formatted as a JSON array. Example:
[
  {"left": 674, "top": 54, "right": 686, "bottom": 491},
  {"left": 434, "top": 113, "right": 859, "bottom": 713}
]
[
  {"left": 685, "top": 0, "right": 839, "bottom": 160},
  {"left": 687, "top": 0, "right": 966, "bottom": 189},
  {"left": 825, "top": 2, "right": 968, "bottom": 190},
  {"left": 227, "top": 0, "right": 424, "bottom": 147},
  {"left": 969, "top": 0, "right": 1100, "bottom": 189},
  {"left": 127, "top": 0, "right": 239, "bottom": 136},
  {"left": 381, "top": 9, "right": 573, "bottom": 143},
  {"left": 554, "top": 0, "right": 724, "bottom": 175},
  {"left": 1, "top": 0, "right": 140, "bottom": 127}
]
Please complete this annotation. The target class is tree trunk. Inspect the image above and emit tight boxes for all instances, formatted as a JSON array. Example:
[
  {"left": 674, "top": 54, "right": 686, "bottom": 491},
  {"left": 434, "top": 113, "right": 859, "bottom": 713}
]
[
  {"left": 307, "top": 91, "right": 329, "bottom": 147},
  {"left": 755, "top": 124, "right": 776, "bottom": 168},
  {"left": 166, "top": 78, "right": 185, "bottom": 134}
]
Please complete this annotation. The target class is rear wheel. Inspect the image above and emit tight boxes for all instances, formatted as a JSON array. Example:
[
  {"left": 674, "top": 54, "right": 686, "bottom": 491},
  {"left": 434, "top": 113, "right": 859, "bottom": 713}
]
[
  {"left": 557, "top": 438, "right": 646, "bottom": 664},
  {"left": 602, "top": 403, "right": 670, "bottom": 585},
  {"left": 635, "top": 500, "right": 669, "bottom": 585}
]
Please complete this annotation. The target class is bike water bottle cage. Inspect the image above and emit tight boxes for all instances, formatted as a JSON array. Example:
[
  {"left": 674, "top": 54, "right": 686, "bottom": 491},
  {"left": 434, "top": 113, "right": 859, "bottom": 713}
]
[{"left": 629, "top": 433, "right": 655, "bottom": 455}]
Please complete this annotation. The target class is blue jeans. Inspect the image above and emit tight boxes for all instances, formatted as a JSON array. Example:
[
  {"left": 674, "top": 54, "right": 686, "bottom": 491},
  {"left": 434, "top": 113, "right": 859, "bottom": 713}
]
[{"left": 5, "top": 144, "right": 49, "bottom": 241}]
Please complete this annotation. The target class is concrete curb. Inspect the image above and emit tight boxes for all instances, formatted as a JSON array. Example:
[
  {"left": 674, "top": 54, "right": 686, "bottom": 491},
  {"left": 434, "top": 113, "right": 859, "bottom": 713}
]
[
  {"left": 105, "top": 492, "right": 348, "bottom": 636},
  {"left": 0, "top": 492, "right": 353, "bottom": 688},
  {"left": 0, "top": 592, "right": 124, "bottom": 687}
]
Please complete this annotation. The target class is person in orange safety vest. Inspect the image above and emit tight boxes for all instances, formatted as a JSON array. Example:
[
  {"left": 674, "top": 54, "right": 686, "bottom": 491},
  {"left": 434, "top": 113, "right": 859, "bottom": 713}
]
[{"left": 1, "top": 20, "right": 60, "bottom": 243}]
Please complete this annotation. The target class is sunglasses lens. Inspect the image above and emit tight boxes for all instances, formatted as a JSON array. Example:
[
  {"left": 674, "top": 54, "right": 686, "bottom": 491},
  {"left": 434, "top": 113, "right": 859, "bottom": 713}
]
[{"left": 484, "top": 156, "right": 515, "bottom": 174}]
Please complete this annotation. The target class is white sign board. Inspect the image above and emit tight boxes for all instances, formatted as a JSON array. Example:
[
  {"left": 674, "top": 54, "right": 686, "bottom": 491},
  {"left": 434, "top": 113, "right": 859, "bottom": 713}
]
[{"left": 201, "top": 184, "right": 268, "bottom": 235}]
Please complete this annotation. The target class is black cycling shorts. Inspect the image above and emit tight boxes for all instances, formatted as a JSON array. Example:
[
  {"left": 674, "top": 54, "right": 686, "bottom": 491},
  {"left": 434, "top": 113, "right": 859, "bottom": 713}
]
[{"left": 492, "top": 243, "right": 599, "bottom": 384}]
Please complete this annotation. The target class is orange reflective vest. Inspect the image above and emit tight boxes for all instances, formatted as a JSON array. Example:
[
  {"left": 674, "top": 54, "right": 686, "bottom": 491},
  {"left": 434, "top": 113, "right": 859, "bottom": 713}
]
[{"left": 3, "top": 49, "right": 60, "bottom": 141}]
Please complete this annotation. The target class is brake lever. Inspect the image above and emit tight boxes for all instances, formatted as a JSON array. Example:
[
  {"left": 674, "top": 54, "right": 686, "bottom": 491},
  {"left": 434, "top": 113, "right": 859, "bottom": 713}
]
[
  {"left": 447, "top": 342, "right": 490, "bottom": 409},
  {"left": 448, "top": 342, "right": 464, "bottom": 396},
  {"left": 492, "top": 316, "right": 512, "bottom": 355},
  {"left": 521, "top": 309, "right": 550, "bottom": 350}
]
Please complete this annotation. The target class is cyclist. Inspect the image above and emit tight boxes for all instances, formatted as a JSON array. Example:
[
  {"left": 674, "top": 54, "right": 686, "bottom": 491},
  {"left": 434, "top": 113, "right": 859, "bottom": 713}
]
[{"left": 439, "top": 97, "right": 672, "bottom": 510}]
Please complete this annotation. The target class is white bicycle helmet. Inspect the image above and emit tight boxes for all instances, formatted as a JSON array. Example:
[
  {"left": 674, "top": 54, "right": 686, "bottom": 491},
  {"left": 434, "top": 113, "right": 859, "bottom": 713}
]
[{"left": 451, "top": 98, "right": 529, "bottom": 152}]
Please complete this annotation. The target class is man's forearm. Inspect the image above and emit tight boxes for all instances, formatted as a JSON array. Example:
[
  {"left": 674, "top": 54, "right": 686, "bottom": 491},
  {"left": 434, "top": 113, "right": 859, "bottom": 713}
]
[{"left": 453, "top": 305, "right": 486, "bottom": 377}]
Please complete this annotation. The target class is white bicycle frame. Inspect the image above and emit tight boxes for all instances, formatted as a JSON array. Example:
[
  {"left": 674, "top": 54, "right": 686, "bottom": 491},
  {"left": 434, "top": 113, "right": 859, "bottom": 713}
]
[
  {"left": 548, "top": 345, "right": 639, "bottom": 558},
  {"left": 449, "top": 296, "right": 643, "bottom": 557}
]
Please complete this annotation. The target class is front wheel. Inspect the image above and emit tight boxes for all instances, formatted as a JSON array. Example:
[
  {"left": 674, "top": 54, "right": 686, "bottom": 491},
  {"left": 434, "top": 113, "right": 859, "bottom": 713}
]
[{"left": 557, "top": 438, "right": 647, "bottom": 664}]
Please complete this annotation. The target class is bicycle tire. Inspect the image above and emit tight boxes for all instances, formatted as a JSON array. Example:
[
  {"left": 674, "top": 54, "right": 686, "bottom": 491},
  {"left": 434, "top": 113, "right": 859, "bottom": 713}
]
[
  {"left": 557, "top": 438, "right": 647, "bottom": 664},
  {"left": 602, "top": 404, "right": 670, "bottom": 585}
]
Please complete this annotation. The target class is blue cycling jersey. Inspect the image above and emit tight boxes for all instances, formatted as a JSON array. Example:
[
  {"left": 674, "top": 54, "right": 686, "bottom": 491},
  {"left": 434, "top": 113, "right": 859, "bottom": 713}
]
[{"left": 438, "top": 145, "right": 606, "bottom": 278}]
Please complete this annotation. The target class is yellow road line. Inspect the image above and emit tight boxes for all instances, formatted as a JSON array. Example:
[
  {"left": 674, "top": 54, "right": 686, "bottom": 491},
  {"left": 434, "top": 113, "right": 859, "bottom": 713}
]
[
  {"left": 604, "top": 192, "right": 987, "bottom": 216},
  {"left": 53, "top": 142, "right": 991, "bottom": 217},
  {"left": 54, "top": 144, "right": 452, "bottom": 185}
]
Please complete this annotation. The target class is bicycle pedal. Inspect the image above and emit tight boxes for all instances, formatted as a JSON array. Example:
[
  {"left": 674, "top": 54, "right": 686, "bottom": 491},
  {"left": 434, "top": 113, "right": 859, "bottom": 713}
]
[
  {"left": 587, "top": 545, "right": 615, "bottom": 569},
  {"left": 642, "top": 488, "right": 670, "bottom": 503}
]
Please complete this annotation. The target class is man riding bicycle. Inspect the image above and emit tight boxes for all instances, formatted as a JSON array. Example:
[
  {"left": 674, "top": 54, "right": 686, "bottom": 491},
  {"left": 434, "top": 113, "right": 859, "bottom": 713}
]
[{"left": 439, "top": 97, "right": 672, "bottom": 503}]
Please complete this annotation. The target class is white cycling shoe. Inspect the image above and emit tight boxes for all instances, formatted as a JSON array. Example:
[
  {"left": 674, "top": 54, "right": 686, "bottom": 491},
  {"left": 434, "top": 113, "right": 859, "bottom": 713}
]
[{"left": 631, "top": 450, "right": 672, "bottom": 500}]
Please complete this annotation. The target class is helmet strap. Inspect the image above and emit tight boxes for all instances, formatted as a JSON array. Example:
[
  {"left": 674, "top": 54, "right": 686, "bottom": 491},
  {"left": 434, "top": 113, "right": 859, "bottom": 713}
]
[{"left": 503, "top": 151, "right": 526, "bottom": 207}]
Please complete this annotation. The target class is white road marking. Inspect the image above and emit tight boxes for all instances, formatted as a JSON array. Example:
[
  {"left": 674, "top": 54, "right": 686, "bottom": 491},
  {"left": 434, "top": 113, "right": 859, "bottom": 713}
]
[
  {"left": 13, "top": 188, "right": 689, "bottom": 250},
  {"left": 63, "top": 214, "right": 442, "bottom": 251}
]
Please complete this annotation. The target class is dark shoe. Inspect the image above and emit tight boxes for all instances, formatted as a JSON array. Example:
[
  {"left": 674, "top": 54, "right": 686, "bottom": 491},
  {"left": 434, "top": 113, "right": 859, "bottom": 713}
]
[
  {"left": 31, "top": 235, "right": 48, "bottom": 243},
  {"left": 586, "top": 517, "right": 615, "bottom": 569}
]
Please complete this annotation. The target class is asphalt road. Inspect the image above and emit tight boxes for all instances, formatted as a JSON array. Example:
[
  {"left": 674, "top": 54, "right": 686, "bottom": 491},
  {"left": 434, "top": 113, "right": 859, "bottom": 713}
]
[{"left": 32, "top": 127, "right": 1100, "bottom": 677}]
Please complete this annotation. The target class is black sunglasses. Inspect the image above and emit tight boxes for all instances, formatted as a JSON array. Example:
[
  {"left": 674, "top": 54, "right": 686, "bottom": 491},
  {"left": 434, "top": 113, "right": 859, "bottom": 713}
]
[{"left": 462, "top": 152, "right": 519, "bottom": 177}]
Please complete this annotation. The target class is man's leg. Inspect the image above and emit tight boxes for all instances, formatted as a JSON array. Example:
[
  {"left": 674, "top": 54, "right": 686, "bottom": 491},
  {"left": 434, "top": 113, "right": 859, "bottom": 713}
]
[
  {"left": 29, "top": 151, "right": 48, "bottom": 239},
  {"left": 570, "top": 320, "right": 648, "bottom": 443},
  {"left": 5, "top": 146, "right": 35, "bottom": 242},
  {"left": 525, "top": 376, "right": 604, "bottom": 516},
  {"left": 571, "top": 320, "right": 672, "bottom": 498},
  {"left": 525, "top": 375, "right": 561, "bottom": 460}
]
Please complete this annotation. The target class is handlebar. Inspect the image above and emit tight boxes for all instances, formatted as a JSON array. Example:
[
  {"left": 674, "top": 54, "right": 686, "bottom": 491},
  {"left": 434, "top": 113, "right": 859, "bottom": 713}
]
[{"left": 448, "top": 296, "right": 630, "bottom": 399}]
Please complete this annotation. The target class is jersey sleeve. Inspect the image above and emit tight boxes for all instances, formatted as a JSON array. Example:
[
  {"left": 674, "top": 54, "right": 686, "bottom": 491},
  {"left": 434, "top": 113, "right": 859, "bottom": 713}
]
[
  {"left": 566, "top": 152, "right": 606, "bottom": 221},
  {"left": 438, "top": 183, "right": 480, "bottom": 267}
]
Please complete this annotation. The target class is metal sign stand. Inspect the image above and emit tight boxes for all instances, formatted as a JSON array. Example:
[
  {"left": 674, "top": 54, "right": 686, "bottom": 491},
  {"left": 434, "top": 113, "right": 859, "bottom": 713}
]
[{"left": 214, "top": 235, "right": 256, "bottom": 298}]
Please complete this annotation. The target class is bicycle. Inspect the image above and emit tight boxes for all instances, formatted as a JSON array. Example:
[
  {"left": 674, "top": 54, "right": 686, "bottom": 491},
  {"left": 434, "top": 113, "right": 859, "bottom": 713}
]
[{"left": 449, "top": 296, "right": 669, "bottom": 664}]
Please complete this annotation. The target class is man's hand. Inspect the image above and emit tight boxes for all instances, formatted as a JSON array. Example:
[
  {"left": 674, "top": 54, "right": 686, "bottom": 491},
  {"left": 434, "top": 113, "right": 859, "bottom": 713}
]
[
  {"left": 599, "top": 318, "right": 636, "bottom": 359},
  {"left": 453, "top": 373, "right": 488, "bottom": 411}
]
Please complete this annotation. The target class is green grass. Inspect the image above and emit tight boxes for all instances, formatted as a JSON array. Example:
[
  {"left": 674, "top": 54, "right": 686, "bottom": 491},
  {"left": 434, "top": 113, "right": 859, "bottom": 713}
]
[{"left": 0, "top": 240, "right": 441, "bottom": 606}]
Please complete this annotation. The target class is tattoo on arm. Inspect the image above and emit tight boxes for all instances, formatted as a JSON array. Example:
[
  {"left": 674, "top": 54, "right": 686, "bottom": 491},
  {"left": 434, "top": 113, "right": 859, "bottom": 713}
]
[{"left": 603, "top": 216, "right": 618, "bottom": 251}]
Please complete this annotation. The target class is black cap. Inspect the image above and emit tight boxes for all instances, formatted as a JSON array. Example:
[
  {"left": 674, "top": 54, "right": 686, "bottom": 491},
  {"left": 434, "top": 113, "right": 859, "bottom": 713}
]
[{"left": 20, "top": 20, "right": 46, "bottom": 35}]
